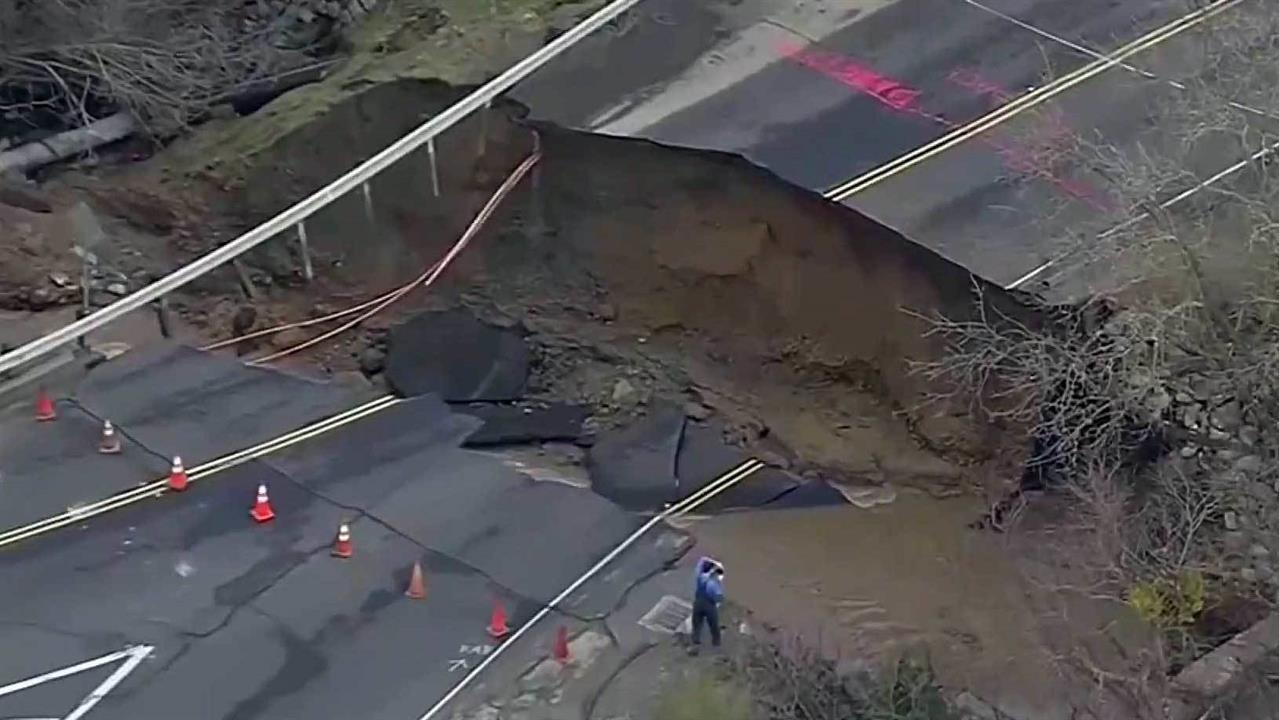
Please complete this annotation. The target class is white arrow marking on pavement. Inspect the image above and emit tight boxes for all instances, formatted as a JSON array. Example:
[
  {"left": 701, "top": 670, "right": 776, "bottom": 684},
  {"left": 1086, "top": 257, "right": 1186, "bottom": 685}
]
[
  {"left": 447, "top": 659, "right": 468, "bottom": 673},
  {"left": 0, "top": 644, "right": 154, "bottom": 720}
]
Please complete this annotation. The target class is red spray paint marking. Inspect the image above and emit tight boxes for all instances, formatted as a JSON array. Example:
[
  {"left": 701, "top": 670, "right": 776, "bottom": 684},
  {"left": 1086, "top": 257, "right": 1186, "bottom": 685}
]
[
  {"left": 779, "top": 42, "right": 921, "bottom": 112},
  {"left": 946, "top": 67, "right": 1109, "bottom": 210},
  {"left": 781, "top": 44, "right": 1110, "bottom": 210}
]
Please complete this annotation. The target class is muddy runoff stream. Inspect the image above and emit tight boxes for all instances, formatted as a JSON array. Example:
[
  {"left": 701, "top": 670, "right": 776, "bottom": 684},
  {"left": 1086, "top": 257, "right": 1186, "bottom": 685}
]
[{"left": 694, "top": 494, "right": 1143, "bottom": 719}]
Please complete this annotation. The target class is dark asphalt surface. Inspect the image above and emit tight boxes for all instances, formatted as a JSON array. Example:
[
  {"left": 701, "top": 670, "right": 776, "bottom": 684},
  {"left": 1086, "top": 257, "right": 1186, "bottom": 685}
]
[
  {"left": 514, "top": 0, "right": 1207, "bottom": 284},
  {"left": 0, "top": 395, "right": 687, "bottom": 719},
  {"left": 0, "top": 342, "right": 365, "bottom": 535}
]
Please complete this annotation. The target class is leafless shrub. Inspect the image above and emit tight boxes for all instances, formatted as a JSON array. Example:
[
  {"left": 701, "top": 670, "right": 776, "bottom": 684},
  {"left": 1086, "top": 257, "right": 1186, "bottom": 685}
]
[
  {"left": 0, "top": 0, "right": 313, "bottom": 136},
  {"left": 915, "top": 5, "right": 1279, "bottom": 710},
  {"left": 731, "top": 634, "right": 959, "bottom": 720}
]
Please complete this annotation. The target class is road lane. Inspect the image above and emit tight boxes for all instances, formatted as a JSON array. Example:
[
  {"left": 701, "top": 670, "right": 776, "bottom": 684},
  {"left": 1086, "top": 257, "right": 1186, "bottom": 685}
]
[{"left": 0, "top": 395, "right": 763, "bottom": 720}]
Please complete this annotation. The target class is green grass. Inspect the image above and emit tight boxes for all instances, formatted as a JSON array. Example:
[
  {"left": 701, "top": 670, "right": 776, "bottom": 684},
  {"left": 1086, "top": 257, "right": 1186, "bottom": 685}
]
[
  {"left": 166, "top": 0, "right": 607, "bottom": 182},
  {"left": 656, "top": 673, "right": 756, "bottom": 720}
]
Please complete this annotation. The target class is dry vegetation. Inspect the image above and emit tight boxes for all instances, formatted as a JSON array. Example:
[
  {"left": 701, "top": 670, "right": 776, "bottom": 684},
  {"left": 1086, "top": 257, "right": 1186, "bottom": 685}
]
[
  {"left": 913, "top": 2, "right": 1279, "bottom": 715},
  {"left": 658, "top": 635, "right": 960, "bottom": 720},
  {"left": 0, "top": 0, "right": 364, "bottom": 140}
]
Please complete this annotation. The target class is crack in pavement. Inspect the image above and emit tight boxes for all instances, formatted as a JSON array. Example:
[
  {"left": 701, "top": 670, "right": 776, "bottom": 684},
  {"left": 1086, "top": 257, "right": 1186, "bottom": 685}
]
[
  {"left": 62, "top": 396, "right": 173, "bottom": 467},
  {"left": 261, "top": 456, "right": 616, "bottom": 622},
  {"left": 0, "top": 619, "right": 126, "bottom": 646}
]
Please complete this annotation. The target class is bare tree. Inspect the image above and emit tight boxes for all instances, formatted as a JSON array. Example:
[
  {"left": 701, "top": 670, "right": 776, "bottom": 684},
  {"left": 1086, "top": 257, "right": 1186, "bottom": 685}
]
[
  {"left": 913, "top": 2, "right": 1279, "bottom": 713},
  {"left": 0, "top": 0, "right": 313, "bottom": 138}
]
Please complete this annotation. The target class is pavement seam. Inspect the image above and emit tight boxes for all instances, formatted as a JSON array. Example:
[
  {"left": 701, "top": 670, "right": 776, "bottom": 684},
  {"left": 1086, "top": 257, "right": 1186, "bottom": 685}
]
[
  {"left": 258, "top": 456, "right": 603, "bottom": 621},
  {"left": 0, "top": 619, "right": 124, "bottom": 645},
  {"left": 152, "top": 538, "right": 332, "bottom": 642},
  {"left": 582, "top": 642, "right": 659, "bottom": 720},
  {"left": 61, "top": 395, "right": 175, "bottom": 467}
]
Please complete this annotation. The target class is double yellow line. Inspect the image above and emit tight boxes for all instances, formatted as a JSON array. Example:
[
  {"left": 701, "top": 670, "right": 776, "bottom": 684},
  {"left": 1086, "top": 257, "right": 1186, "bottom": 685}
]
[
  {"left": 0, "top": 395, "right": 401, "bottom": 549},
  {"left": 824, "top": 0, "right": 1243, "bottom": 202},
  {"left": 0, "top": 394, "right": 765, "bottom": 550},
  {"left": 664, "top": 457, "right": 765, "bottom": 520}
]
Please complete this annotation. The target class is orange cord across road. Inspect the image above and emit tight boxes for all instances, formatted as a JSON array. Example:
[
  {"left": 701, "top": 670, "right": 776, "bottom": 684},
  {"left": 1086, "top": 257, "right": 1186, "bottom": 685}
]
[{"left": 200, "top": 137, "right": 543, "bottom": 363}]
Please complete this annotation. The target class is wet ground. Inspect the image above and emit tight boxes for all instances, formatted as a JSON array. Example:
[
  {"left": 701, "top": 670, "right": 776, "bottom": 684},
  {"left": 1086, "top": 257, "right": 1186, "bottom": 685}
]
[{"left": 690, "top": 493, "right": 1147, "bottom": 719}]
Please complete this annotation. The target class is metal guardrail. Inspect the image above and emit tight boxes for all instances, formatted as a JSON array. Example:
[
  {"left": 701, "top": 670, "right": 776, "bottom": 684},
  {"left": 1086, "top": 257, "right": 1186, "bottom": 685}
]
[{"left": 0, "top": 0, "right": 643, "bottom": 377}]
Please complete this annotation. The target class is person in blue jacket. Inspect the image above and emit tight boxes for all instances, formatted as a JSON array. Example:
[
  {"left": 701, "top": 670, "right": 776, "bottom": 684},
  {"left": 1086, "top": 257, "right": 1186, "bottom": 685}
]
[{"left": 690, "top": 556, "right": 724, "bottom": 653}]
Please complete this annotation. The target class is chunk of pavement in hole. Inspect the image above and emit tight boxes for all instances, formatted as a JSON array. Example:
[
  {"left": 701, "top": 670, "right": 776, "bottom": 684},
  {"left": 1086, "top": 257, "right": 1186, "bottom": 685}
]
[
  {"left": 611, "top": 377, "right": 637, "bottom": 402},
  {"left": 359, "top": 346, "right": 387, "bottom": 375},
  {"left": 684, "top": 401, "right": 713, "bottom": 421},
  {"left": 1224, "top": 511, "right": 1240, "bottom": 531}
]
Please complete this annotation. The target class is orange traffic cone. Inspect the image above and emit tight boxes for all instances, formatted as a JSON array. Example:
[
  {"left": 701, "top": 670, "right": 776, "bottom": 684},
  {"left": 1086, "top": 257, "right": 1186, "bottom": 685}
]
[
  {"left": 332, "top": 522, "right": 353, "bottom": 558},
  {"left": 34, "top": 389, "right": 56, "bottom": 422},
  {"left": 250, "top": 484, "right": 275, "bottom": 523},
  {"left": 168, "top": 456, "right": 189, "bottom": 491},
  {"left": 487, "top": 601, "right": 511, "bottom": 639},
  {"left": 552, "top": 625, "right": 571, "bottom": 664},
  {"left": 98, "top": 420, "right": 121, "bottom": 454},
  {"left": 405, "top": 561, "right": 427, "bottom": 599}
]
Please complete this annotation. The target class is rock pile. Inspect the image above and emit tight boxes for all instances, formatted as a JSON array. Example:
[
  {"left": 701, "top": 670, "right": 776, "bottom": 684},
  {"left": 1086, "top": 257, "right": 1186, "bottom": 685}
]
[
  {"left": 240, "top": 0, "right": 383, "bottom": 48},
  {"left": 1162, "top": 371, "right": 1278, "bottom": 592}
]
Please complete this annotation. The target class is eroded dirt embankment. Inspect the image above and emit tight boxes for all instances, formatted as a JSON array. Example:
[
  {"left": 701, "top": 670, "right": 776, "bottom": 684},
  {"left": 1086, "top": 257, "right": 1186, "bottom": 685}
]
[{"left": 120, "top": 78, "right": 1042, "bottom": 492}]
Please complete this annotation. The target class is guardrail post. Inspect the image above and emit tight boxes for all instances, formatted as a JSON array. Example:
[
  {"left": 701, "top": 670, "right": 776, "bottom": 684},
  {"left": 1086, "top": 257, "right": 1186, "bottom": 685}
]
[
  {"left": 427, "top": 138, "right": 441, "bottom": 197},
  {"left": 154, "top": 296, "right": 172, "bottom": 338},
  {"left": 361, "top": 181, "right": 375, "bottom": 226},
  {"left": 296, "top": 221, "right": 314, "bottom": 282}
]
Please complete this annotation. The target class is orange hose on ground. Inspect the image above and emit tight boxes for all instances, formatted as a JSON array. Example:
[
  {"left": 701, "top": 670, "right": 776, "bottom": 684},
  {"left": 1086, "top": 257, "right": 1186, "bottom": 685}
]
[
  {"left": 198, "top": 261, "right": 442, "bottom": 352},
  {"left": 245, "top": 146, "right": 542, "bottom": 365}
]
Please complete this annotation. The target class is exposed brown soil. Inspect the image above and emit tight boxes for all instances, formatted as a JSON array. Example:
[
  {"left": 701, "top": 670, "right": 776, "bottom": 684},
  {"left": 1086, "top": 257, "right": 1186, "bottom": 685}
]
[{"left": 13, "top": 77, "right": 1044, "bottom": 497}]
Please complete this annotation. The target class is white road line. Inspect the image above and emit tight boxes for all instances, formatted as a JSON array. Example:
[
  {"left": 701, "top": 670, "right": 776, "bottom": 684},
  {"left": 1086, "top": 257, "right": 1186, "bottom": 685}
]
[
  {"left": 959, "top": 0, "right": 1272, "bottom": 119},
  {"left": 415, "top": 459, "right": 764, "bottom": 720},
  {"left": 63, "top": 646, "right": 154, "bottom": 720},
  {"left": 1009, "top": 139, "right": 1279, "bottom": 289},
  {"left": 0, "top": 645, "right": 152, "bottom": 702}
]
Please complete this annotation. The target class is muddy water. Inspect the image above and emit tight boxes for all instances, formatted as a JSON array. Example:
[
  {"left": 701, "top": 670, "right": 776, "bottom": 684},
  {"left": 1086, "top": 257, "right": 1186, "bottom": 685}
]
[{"left": 694, "top": 490, "right": 1132, "bottom": 719}]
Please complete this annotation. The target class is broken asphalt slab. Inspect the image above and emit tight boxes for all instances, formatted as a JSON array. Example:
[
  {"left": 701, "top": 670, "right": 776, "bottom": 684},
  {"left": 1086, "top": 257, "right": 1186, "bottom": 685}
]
[
  {"left": 74, "top": 341, "right": 367, "bottom": 467},
  {"left": 0, "top": 340, "right": 369, "bottom": 534},
  {"left": 268, "top": 397, "right": 677, "bottom": 614},
  {"left": 385, "top": 310, "right": 530, "bottom": 401},
  {"left": 456, "top": 401, "right": 590, "bottom": 447},
  {"left": 0, "top": 400, "right": 170, "bottom": 531},
  {"left": 588, "top": 408, "right": 841, "bottom": 512},
  {"left": 587, "top": 402, "right": 684, "bottom": 509}
]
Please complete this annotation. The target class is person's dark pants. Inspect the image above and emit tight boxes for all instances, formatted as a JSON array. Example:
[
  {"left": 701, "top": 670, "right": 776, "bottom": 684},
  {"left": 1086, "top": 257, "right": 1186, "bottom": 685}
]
[{"left": 691, "top": 597, "right": 721, "bottom": 647}]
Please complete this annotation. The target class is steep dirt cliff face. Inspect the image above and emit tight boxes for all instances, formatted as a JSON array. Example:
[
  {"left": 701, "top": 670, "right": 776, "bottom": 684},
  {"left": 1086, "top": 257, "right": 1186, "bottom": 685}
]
[{"left": 141, "top": 78, "right": 1038, "bottom": 492}]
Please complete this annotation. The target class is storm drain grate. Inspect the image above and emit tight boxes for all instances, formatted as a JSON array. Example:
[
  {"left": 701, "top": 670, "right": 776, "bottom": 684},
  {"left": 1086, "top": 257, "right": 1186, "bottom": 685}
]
[{"left": 638, "top": 595, "right": 692, "bottom": 635}]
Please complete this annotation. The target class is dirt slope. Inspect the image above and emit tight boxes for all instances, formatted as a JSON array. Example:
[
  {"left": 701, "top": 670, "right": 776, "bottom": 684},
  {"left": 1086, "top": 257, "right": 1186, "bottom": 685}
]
[{"left": 102, "top": 78, "right": 1041, "bottom": 493}]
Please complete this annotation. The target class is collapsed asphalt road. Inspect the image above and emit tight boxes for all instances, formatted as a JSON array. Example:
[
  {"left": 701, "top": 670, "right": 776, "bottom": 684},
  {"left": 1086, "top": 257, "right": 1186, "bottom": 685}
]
[
  {"left": 0, "top": 392, "right": 690, "bottom": 719},
  {"left": 0, "top": 343, "right": 364, "bottom": 535},
  {"left": 515, "top": 0, "right": 1221, "bottom": 285},
  {"left": 0, "top": 324, "right": 812, "bottom": 719}
]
